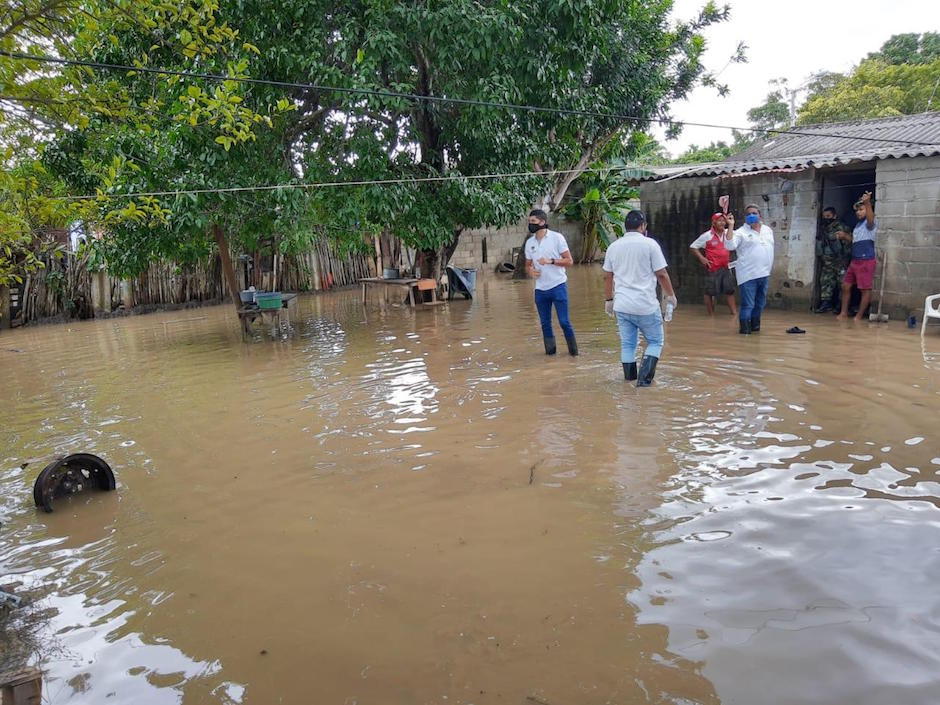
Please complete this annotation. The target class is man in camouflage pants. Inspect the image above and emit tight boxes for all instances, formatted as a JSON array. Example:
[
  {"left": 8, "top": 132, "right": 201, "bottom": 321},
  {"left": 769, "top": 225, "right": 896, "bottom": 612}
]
[{"left": 815, "top": 206, "right": 851, "bottom": 313}]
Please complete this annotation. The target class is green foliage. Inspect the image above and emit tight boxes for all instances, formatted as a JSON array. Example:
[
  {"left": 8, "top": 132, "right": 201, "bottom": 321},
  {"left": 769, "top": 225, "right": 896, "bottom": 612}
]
[
  {"left": 785, "top": 33, "right": 940, "bottom": 127},
  {"left": 0, "top": 0, "right": 281, "bottom": 285},
  {"left": 3, "top": 0, "right": 730, "bottom": 284},
  {"left": 561, "top": 159, "right": 648, "bottom": 262},
  {"left": 867, "top": 32, "right": 940, "bottom": 65},
  {"left": 0, "top": 159, "right": 50, "bottom": 284},
  {"left": 226, "top": 0, "right": 730, "bottom": 263},
  {"left": 674, "top": 129, "right": 754, "bottom": 163},
  {"left": 796, "top": 58, "right": 940, "bottom": 125},
  {"left": 747, "top": 89, "right": 791, "bottom": 132}
]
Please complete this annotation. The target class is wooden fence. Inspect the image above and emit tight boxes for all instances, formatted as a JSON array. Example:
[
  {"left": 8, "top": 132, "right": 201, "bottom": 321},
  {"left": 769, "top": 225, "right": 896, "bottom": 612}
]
[{"left": 10, "top": 241, "right": 374, "bottom": 326}]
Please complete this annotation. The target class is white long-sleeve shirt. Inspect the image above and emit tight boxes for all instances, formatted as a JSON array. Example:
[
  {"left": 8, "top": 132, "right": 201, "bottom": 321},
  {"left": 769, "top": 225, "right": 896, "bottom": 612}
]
[{"left": 725, "top": 224, "right": 775, "bottom": 285}]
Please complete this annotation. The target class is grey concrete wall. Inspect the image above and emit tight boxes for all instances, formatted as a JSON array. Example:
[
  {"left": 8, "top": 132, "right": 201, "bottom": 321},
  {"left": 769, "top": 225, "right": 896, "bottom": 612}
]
[
  {"left": 641, "top": 169, "right": 820, "bottom": 310},
  {"left": 875, "top": 156, "right": 940, "bottom": 319},
  {"left": 450, "top": 215, "right": 583, "bottom": 271}
]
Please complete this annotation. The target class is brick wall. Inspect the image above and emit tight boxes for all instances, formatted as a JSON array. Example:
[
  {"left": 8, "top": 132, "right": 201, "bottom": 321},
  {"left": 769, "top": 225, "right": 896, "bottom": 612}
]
[
  {"left": 874, "top": 156, "right": 940, "bottom": 319},
  {"left": 449, "top": 216, "right": 583, "bottom": 271}
]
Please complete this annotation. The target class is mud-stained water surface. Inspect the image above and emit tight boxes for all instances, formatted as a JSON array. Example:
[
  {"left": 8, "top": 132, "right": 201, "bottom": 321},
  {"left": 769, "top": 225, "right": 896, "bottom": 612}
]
[{"left": 1, "top": 267, "right": 939, "bottom": 704}]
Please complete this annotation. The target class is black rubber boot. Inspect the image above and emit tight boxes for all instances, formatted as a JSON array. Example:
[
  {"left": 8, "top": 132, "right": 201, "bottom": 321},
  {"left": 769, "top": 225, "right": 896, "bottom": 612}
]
[
  {"left": 543, "top": 336, "right": 557, "bottom": 355},
  {"left": 565, "top": 334, "right": 579, "bottom": 356},
  {"left": 636, "top": 355, "right": 659, "bottom": 387},
  {"left": 750, "top": 317, "right": 761, "bottom": 332},
  {"left": 623, "top": 362, "right": 638, "bottom": 381},
  {"left": 739, "top": 319, "right": 751, "bottom": 335}
]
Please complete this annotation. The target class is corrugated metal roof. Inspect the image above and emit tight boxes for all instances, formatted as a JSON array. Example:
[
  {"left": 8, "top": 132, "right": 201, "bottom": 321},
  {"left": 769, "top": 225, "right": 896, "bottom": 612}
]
[{"left": 645, "top": 112, "right": 940, "bottom": 180}]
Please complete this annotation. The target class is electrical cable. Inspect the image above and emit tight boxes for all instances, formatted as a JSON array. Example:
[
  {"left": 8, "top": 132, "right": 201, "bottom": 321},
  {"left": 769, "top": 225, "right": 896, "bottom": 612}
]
[
  {"left": 3, "top": 50, "right": 939, "bottom": 148},
  {"left": 48, "top": 169, "right": 940, "bottom": 203}
]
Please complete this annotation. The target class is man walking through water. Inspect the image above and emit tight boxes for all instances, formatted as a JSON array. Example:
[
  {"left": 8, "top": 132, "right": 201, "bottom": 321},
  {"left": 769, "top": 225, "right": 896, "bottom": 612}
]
[
  {"left": 836, "top": 192, "right": 877, "bottom": 322},
  {"left": 689, "top": 213, "right": 738, "bottom": 316},
  {"left": 524, "top": 209, "right": 578, "bottom": 355},
  {"left": 724, "top": 205, "right": 774, "bottom": 334},
  {"left": 603, "top": 210, "right": 677, "bottom": 387}
]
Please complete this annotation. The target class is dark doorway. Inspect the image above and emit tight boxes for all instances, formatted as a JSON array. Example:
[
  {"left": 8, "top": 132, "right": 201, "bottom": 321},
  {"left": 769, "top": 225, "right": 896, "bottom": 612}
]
[{"left": 813, "top": 166, "right": 876, "bottom": 314}]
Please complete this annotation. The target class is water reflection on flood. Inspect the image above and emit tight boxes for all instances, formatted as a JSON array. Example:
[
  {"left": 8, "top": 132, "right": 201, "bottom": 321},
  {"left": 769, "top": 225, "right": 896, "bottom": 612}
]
[{"left": 1, "top": 267, "right": 938, "bottom": 704}]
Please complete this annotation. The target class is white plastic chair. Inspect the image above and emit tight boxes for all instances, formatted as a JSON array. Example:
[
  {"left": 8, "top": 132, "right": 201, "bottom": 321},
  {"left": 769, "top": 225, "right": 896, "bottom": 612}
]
[{"left": 923, "top": 294, "right": 940, "bottom": 335}]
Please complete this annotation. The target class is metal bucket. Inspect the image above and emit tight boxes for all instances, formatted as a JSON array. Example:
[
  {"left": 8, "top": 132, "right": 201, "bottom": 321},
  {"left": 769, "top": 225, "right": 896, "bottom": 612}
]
[{"left": 383, "top": 268, "right": 400, "bottom": 279}]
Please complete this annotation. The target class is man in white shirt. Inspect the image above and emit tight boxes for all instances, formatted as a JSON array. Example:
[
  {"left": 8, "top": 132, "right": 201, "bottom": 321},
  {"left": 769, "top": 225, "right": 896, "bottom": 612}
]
[
  {"left": 524, "top": 209, "right": 577, "bottom": 355},
  {"left": 723, "top": 204, "right": 774, "bottom": 335},
  {"left": 602, "top": 210, "right": 677, "bottom": 387}
]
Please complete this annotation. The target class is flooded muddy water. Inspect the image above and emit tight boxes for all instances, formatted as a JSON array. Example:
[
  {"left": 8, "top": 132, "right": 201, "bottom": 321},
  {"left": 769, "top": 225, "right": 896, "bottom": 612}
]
[{"left": 1, "top": 267, "right": 938, "bottom": 704}]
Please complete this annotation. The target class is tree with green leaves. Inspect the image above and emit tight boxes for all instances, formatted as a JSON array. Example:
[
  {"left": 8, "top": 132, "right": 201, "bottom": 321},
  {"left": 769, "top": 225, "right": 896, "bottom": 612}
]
[
  {"left": 673, "top": 129, "right": 753, "bottom": 163},
  {"left": 219, "top": 0, "right": 734, "bottom": 281},
  {"left": 4, "top": 0, "right": 735, "bottom": 303},
  {"left": 867, "top": 32, "right": 940, "bottom": 65},
  {"left": 0, "top": 0, "right": 282, "bottom": 301},
  {"left": 793, "top": 33, "right": 940, "bottom": 126},
  {"left": 797, "top": 58, "right": 940, "bottom": 125},
  {"left": 746, "top": 78, "right": 792, "bottom": 132},
  {"left": 560, "top": 159, "right": 649, "bottom": 264}
]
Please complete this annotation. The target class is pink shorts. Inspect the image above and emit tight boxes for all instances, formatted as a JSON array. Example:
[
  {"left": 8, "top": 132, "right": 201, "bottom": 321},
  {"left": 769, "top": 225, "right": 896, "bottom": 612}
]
[{"left": 844, "top": 258, "right": 876, "bottom": 290}]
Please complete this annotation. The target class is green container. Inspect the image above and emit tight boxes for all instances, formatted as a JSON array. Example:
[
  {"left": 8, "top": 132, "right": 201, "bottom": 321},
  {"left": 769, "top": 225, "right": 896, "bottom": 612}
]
[{"left": 255, "top": 292, "right": 283, "bottom": 310}]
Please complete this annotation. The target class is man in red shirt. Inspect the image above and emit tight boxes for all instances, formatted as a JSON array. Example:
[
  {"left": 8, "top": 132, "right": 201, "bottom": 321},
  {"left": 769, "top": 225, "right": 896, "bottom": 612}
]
[{"left": 689, "top": 213, "right": 738, "bottom": 316}]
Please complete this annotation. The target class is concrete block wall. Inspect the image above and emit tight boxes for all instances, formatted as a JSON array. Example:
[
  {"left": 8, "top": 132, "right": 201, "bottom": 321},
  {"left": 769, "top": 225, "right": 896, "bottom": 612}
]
[
  {"left": 641, "top": 169, "right": 820, "bottom": 310},
  {"left": 875, "top": 156, "right": 940, "bottom": 319},
  {"left": 450, "top": 216, "right": 583, "bottom": 271}
]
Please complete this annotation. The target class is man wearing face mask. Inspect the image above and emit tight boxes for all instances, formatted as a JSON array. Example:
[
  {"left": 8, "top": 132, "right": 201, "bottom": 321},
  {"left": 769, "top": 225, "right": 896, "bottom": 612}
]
[
  {"left": 723, "top": 205, "right": 775, "bottom": 334},
  {"left": 524, "top": 209, "right": 578, "bottom": 355},
  {"left": 815, "top": 206, "right": 852, "bottom": 313}
]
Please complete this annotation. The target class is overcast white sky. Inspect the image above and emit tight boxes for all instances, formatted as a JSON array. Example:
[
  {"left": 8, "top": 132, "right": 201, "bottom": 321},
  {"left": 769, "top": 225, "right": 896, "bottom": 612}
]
[{"left": 659, "top": 0, "right": 939, "bottom": 156}]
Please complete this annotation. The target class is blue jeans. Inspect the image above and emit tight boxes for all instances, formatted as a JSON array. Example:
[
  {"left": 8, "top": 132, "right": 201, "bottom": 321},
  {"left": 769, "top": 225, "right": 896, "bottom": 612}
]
[
  {"left": 615, "top": 311, "right": 664, "bottom": 361},
  {"left": 739, "top": 277, "right": 768, "bottom": 322},
  {"left": 534, "top": 283, "right": 574, "bottom": 339}
]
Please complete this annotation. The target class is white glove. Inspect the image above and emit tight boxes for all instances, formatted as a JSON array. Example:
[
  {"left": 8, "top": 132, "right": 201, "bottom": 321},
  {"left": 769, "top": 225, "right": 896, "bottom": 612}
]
[
  {"left": 604, "top": 300, "right": 614, "bottom": 317},
  {"left": 665, "top": 295, "right": 678, "bottom": 309}
]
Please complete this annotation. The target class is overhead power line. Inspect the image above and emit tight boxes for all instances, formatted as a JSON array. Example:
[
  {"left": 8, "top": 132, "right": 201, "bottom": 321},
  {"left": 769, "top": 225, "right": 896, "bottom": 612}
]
[
  {"left": 51, "top": 168, "right": 940, "bottom": 203},
  {"left": 53, "top": 164, "right": 655, "bottom": 201},
  {"left": 3, "top": 50, "right": 939, "bottom": 148}
]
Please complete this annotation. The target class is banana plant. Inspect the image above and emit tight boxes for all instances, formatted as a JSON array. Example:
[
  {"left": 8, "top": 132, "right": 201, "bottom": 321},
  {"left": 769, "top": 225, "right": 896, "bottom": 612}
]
[{"left": 562, "top": 159, "right": 652, "bottom": 263}]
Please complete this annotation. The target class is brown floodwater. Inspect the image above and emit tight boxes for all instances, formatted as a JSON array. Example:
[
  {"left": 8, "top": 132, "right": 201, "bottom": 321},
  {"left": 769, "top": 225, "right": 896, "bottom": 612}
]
[{"left": 1, "top": 266, "right": 938, "bottom": 705}]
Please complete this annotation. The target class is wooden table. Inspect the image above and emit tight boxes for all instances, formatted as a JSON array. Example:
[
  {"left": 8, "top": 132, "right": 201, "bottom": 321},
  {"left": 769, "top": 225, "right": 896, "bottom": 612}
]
[
  {"left": 237, "top": 293, "right": 298, "bottom": 337},
  {"left": 360, "top": 277, "right": 418, "bottom": 307}
]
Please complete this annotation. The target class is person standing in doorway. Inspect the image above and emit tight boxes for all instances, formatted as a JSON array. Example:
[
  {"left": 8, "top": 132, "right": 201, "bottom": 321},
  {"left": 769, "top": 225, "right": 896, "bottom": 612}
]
[
  {"left": 603, "top": 210, "right": 677, "bottom": 387},
  {"left": 815, "top": 206, "right": 852, "bottom": 313},
  {"left": 724, "top": 204, "right": 775, "bottom": 334},
  {"left": 836, "top": 192, "right": 877, "bottom": 322},
  {"left": 525, "top": 209, "right": 578, "bottom": 355},
  {"left": 689, "top": 213, "right": 738, "bottom": 316}
]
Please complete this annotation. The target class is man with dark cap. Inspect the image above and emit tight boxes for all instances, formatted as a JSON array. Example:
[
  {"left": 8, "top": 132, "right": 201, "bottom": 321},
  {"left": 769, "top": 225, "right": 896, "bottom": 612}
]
[
  {"left": 524, "top": 208, "right": 578, "bottom": 355},
  {"left": 602, "top": 210, "right": 677, "bottom": 387},
  {"left": 690, "top": 212, "right": 737, "bottom": 316},
  {"left": 815, "top": 206, "right": 852, "bottom": 313}
]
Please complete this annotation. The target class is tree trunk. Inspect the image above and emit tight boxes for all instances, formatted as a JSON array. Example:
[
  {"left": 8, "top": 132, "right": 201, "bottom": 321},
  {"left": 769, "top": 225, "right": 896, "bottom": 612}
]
[
  {"left": 417, "top": 228, "right": 462, "bottom": 282},
  {"left": 511, "top": 232, "right": 530, "bottom": 280},
  {"left": 579, "top": 218, "right": 598, "bottom": 264},
  {"left": 212, "top": 224, "right": 242, "bottom": 311},
  {"left": 0, "top": 284, "right": 10, "bottom": 329}
]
